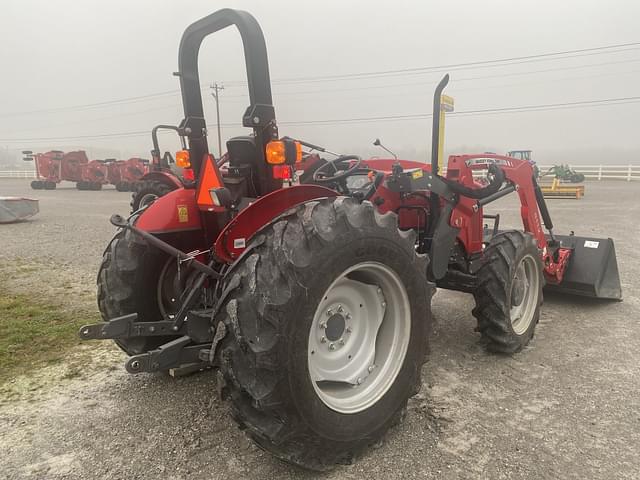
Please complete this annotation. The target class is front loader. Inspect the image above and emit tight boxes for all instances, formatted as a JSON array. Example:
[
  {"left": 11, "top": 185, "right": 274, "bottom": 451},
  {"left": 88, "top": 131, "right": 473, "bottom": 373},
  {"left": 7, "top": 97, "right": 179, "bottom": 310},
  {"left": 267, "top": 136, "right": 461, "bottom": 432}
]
[{"left": 80, "top": 8, "right": 622, "bottom": 471}]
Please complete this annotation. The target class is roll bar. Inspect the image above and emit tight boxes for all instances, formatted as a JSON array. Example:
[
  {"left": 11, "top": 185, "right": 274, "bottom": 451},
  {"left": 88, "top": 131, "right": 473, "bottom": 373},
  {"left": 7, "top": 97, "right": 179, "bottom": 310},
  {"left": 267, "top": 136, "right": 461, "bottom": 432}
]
[{"left": 177, "top": 8, "right": 277, "bottom": 176}]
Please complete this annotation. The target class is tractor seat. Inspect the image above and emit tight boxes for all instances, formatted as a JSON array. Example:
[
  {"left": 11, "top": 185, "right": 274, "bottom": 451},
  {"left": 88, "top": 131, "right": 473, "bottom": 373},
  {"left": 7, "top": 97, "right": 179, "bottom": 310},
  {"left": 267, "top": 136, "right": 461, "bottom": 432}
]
[{"left": 224, "top": 136, "right": 260, "bottom": 197}]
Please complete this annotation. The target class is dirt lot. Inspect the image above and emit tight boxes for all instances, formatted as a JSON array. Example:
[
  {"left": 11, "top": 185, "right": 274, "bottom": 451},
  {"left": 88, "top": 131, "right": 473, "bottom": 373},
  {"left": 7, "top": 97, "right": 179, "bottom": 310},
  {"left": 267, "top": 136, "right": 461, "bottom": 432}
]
[{"left": 0, "top": 179, "right": 638, "bottom": 479}]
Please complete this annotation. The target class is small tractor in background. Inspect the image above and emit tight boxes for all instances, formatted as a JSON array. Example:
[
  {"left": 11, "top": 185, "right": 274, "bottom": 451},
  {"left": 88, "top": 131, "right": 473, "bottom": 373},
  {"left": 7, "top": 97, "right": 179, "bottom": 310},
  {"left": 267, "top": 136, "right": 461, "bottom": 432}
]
[
  {"left": 23, "top": 150, "right": 88, "bottom": 189},
  {"left": 106, "top": 157, "right": 149, "bottom": 192},
  {"left": 130, "top": 125, "right": 193, "bottom": 211},
  {"left": 508, "top": 149, "right": 539, "bottom": 178},
  {"left": 79, "top": 8, "right": 622, "bottom": 471}
]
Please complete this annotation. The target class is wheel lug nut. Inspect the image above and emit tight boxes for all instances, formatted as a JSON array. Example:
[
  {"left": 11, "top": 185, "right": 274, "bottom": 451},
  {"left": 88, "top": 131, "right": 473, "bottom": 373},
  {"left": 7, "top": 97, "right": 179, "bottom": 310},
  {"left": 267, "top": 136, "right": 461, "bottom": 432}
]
[
  {"left": 320, "top": 336, "right": 326, "bottom": 343},
  {"left": 346, "top": 326, "right": 352, "bottom": 333},
  {"left": 356, "top": 377, "right": 363, "bottom": 385},
  {"left": 329, "top": 343, "right": 335, "bottom": 350},
  {"left": 326, "top": 309, "right": 333, "bottom": 316},
  {"left": 319, "top": 321, "right": 327, "bottom": 329},
  {"left": 339, "top": 339, "right": 345, "bottom": 345},
  {"left": 337, "top": 305, "right": 343, "bottom": 313},
  {"left": 346, "top": 313, "right": 352, "bottom": 320},
  {"left": 381, "top": 302, "right": 386, "bottom": 308},
  {"left": 377, "top": 287, "right": 382, "bottom": 294},
  {"left": 368, "top": 365, "right": 375, "bottom": 373}
]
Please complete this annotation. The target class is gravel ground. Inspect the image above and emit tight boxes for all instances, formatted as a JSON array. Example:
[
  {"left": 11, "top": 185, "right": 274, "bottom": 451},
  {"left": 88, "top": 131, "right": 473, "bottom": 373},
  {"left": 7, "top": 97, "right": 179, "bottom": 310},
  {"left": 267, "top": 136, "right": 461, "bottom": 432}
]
[{"left": 0, "top": 179, "right": 638, "bottom": 479}]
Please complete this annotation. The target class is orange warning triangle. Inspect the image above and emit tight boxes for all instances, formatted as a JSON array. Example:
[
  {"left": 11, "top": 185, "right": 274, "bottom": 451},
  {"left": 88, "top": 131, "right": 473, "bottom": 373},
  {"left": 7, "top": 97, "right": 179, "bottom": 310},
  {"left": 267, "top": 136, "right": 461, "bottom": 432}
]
[{"left": 196, "top": 154, "right": 223, "bottom": 207}]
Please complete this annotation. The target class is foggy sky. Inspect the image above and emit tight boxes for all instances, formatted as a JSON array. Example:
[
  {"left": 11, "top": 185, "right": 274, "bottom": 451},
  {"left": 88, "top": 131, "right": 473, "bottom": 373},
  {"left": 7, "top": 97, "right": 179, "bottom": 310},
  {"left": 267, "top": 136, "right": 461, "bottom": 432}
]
[{"left": 2, "top": 0, "right": 640, "bottom": 164}]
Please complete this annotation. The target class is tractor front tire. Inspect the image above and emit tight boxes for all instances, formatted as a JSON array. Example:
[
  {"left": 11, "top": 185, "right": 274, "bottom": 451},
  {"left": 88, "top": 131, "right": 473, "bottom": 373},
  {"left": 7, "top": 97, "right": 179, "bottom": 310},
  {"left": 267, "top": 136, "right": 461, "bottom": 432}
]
[
  {"left": 130, "top": 180, "right": 175, "bottom": 212},
  {"left": 216, "top": 197, "right": 433, "bottom": 471},
  {"left": 472, "top": 230, "right": 544, "bottom": 353},
  {"left": 31, "top": 180, "right": 43, "bottom": 190}
]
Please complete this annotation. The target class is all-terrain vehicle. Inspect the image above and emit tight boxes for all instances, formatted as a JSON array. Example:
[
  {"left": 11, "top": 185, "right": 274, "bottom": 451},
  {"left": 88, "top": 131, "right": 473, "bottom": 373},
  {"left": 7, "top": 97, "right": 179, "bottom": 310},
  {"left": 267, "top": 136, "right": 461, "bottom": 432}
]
[{"left": 80, "top": 8, "right": 622, "bottom": 471}]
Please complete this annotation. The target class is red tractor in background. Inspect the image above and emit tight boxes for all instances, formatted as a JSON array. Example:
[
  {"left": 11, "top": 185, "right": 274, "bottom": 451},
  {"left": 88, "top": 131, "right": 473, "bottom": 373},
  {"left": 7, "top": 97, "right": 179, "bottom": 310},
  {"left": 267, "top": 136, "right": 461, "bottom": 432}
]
[
  {"left": 79, "top": 9, "right": 622, "bottom": 471},
  {"left": 130, "top": 125, "right": 193, "bottom": 211},
  {"left": 23, "top": 150, "right": 88, "bottom": 189},
  {"left": 77, "top": 159, "right": 109, "bottom": 190},
  {"left": 106, "top": 157, "right": 149, "bottom": 192}
]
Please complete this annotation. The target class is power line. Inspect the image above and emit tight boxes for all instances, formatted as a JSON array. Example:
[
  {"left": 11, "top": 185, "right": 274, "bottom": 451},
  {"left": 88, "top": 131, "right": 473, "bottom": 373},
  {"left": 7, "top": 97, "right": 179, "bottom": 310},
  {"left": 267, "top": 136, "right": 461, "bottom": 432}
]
[
  {"left": 225, "top": 42, "right": 640, "bottom": 85},
  {"left": 3, "top": 96, "right": 639, "bottom": 143},
  {"left": 3, "top": 41, "right": 639, "bottom": 119}
]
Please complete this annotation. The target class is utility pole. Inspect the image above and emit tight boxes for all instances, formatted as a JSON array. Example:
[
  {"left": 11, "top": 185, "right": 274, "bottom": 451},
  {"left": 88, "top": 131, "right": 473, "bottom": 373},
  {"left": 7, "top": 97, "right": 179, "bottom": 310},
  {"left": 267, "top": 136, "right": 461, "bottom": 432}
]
[{"left": 210, "top": 82, "right": 224, "bottom": 158}]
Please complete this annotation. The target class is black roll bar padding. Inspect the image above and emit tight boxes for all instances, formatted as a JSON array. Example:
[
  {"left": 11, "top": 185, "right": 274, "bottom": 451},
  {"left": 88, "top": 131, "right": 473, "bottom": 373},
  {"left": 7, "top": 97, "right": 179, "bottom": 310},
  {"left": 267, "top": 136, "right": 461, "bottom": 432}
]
[{"left": 177, "top": 9, "right": 276, "bottom": 177}]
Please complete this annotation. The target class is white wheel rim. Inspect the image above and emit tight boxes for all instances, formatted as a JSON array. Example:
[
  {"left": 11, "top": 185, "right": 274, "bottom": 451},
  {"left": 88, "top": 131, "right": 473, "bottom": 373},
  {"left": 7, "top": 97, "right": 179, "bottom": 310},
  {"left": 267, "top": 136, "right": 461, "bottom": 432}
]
[
  {"left": 510, "top": 254, "right": 540, "bottom": 335},
  {"left": 308, "top": 261, "right": 411, "bottom": 414}
]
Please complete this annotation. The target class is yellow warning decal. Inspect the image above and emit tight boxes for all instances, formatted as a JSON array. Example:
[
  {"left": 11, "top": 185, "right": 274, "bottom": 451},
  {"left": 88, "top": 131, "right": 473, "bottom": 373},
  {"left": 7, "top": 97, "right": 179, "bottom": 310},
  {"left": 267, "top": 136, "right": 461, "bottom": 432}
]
[
  {"left": 411, "top": 169, "right": 424, "bottom": 179},
  {"left": 177, "top": 205, "right": 188, "bottom": 223}
]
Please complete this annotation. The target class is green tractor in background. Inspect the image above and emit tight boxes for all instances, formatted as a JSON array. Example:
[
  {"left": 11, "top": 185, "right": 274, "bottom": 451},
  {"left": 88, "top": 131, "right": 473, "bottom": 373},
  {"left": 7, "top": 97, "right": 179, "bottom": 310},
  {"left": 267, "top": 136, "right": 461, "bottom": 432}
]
[{"left": 507, "top": 150, "right": 585, "bottom": 183}]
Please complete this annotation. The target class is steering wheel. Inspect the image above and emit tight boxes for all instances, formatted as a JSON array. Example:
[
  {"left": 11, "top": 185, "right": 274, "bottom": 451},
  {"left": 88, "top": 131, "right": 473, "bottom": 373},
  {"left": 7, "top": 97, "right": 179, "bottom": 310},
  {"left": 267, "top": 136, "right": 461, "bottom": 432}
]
[{"left": 312, "top": 155, "right": 362, "bottom": 184}]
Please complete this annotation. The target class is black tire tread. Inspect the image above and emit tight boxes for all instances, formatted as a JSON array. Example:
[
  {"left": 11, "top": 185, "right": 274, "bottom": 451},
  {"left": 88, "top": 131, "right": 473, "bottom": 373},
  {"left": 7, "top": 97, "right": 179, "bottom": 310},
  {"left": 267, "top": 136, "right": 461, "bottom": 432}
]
[
  {"left": 216, "top": 197, "right": 433, "bottom": 471},
  {"left": 472, "top": 230, "right": 544, "bottom": 353},
  {"left": 130, "top": 179, "right": 175, "bottom": 212}
]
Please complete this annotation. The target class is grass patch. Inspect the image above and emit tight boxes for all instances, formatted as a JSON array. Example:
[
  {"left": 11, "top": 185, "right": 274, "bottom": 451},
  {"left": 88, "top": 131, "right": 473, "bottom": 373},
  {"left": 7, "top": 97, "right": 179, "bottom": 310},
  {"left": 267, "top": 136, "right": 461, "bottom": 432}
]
[{"left": 0, "top": 293, "right": 99, "bottom": 384}]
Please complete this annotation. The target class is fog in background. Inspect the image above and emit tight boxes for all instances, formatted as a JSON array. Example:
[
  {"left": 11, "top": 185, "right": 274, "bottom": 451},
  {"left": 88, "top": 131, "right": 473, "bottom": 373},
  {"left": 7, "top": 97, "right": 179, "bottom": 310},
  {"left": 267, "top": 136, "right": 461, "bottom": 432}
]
[{"left": 2, "top": 0, "right": 640, "bottom": 167}]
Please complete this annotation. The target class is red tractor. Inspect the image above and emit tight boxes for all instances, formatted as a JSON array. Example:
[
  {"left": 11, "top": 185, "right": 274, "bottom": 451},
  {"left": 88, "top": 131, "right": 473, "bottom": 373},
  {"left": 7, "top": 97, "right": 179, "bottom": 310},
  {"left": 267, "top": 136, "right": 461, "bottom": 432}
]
[
  {"left": 77, "top": 159, "right": 109, "bottom": 190},
  {"left": 106, "top": 157, "right": 149, "bottom": 192},
  {"left": 130, "top": 125, "right": 193, "bottom": 211},
  {"left": 24, "top": 150, "right": 88, "bottom": 189},
  {"left": 80, "top": 9, "right": 622, "bottom": 471}
]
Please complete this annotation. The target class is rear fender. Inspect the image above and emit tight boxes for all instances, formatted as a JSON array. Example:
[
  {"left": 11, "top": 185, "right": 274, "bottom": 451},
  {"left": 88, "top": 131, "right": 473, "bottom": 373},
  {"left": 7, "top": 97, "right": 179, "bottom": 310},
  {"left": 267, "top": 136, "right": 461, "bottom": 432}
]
[
  {"left": 214, "top": 185, "right": 339, "bottom": 263},
  {"left": 136, "top": 187, "right": 202, "bottom": 234},
  {"left": 140, "top": 171, "right": 183, "bottom": 189}
]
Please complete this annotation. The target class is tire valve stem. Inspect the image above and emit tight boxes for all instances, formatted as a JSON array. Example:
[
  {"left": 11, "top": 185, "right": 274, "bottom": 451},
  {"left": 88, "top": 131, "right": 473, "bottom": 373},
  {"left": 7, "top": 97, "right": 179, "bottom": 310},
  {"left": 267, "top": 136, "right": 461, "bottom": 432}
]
[
  {"left": 368, "top": 365, "right": 376, "bottom": 373},
  {"left": 356, "top": 377, "right": 363, "bottom": 385}
]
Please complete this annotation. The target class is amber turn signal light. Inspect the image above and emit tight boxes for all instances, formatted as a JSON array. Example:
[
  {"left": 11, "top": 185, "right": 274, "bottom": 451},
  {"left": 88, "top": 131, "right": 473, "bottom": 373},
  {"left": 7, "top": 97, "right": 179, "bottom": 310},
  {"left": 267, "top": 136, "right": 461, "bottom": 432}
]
[
  {"left": 265, "top": 139, "right": 302, "bottom": 165},
  {"left": 175, "top": 150, "right": 191, "bottom": 168}
]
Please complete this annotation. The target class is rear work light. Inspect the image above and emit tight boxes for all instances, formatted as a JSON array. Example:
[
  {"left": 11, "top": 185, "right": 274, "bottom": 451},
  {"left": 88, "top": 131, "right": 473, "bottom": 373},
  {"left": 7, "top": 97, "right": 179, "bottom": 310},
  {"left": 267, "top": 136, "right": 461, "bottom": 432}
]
[{"left": 265, "top": 139, "right": 302, "bottom": 165}]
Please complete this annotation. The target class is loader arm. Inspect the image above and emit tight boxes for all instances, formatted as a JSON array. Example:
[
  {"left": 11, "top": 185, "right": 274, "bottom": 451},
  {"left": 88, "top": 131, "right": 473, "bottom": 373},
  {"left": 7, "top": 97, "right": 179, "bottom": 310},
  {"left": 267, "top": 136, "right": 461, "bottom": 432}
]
[{"left": 446, "top": 154, "right": 573, "bottom": 284}]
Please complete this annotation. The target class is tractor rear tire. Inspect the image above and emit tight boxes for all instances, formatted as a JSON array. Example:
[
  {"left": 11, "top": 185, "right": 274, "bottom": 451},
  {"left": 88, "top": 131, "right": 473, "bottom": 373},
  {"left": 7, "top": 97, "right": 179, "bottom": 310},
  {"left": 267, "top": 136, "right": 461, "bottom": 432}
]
[
  {"left": 76, "top": 181, "right": 86, "bottom": 190},
  {"left": 130, "top": 180, "right": 175, "bottom": 212},
  {"left": 472, "top": 230, "right": 544, "bottom": 353},
  {"left": 216, "top": 197, "right": 433, "bottom": 471},
  {"left": 97, "top": 227, "right": 178, "bottom": 355},
  {"left": 44, "top": 181, "right": 56, "bottom": 190}
]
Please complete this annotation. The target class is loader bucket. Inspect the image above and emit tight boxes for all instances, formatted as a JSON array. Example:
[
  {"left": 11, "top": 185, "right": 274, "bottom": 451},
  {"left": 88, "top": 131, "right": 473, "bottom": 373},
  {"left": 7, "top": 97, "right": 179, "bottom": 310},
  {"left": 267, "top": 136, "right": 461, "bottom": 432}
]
[{"left": 545, "top": 234, "right": 622, "bottom": 300}]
